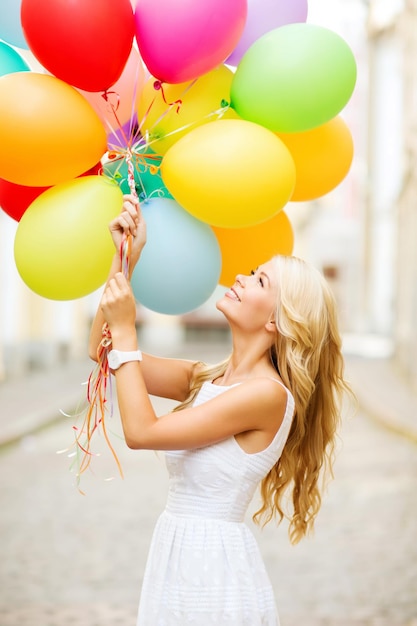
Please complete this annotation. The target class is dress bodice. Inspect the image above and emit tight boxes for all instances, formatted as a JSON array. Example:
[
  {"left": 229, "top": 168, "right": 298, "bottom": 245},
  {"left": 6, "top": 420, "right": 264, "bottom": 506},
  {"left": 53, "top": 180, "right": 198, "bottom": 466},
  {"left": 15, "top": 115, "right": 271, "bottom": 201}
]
[{"left": 164, "top": 381, "right": 295, "bottom": 523}]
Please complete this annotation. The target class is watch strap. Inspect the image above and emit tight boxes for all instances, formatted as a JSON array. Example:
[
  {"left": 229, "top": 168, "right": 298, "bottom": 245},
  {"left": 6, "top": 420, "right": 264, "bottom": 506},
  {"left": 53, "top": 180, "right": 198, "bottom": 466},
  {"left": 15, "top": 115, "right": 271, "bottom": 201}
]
[{"left": 108, "top": 349, "right": 143, "bottom": 370}]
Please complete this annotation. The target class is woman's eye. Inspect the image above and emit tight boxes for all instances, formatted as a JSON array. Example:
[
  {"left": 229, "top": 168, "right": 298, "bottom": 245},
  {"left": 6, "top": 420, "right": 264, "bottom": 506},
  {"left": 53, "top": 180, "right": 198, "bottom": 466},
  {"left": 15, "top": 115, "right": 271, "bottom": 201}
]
[{"left": 250, "top": 269, "right": 263, "bottom": 286}]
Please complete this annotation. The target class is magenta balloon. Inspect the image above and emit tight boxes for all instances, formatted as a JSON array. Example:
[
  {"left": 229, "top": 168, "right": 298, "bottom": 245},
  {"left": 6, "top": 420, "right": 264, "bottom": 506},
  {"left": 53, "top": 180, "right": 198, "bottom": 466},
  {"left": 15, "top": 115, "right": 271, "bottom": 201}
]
[
  {"left": 227, "top": 0, "right": 308, "bottom": 66},
  {"left": 134, "top": 0, "right": 247, "bottom": 83}
]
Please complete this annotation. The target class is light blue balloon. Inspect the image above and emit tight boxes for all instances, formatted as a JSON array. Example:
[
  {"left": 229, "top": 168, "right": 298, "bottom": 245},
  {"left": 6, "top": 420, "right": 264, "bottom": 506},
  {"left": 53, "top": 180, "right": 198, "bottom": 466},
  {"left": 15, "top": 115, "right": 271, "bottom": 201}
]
[
  {"left": 131, "top": 197, "right": 221, "bottom": 315},
  {"left": 0, "top": 40, "right": 30, "bottom": 76},
  {"left": 0, "top": 0, "right": 28, "bottom": 49}
]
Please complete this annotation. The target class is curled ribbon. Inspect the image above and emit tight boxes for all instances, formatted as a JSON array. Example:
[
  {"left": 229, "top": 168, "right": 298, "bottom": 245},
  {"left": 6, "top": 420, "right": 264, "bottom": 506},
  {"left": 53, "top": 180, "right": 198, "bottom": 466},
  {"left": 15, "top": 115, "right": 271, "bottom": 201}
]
[
  {"left": 62, "top": 149, "right": 137, "bottom": 492},
  {"left": 153, "top": 80, "right": 183, "bottom": 113}
]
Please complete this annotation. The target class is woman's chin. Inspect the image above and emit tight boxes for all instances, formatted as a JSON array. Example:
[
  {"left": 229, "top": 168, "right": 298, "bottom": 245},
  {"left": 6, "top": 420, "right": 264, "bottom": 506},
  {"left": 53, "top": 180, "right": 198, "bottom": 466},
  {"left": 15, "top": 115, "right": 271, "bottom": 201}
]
[{"left": 215, "top": 298, "right": 227, "bottom": 314}]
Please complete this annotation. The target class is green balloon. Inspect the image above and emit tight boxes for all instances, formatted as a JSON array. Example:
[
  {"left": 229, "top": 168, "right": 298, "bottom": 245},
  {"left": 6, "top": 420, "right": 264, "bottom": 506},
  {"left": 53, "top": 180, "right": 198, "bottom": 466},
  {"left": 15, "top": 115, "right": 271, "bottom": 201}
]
[
  {"left": 230, "top": 24, "right": 357, "bottom": 133},
  {"left": 0, "top": 40, "right": 30, "bottom": 77}
]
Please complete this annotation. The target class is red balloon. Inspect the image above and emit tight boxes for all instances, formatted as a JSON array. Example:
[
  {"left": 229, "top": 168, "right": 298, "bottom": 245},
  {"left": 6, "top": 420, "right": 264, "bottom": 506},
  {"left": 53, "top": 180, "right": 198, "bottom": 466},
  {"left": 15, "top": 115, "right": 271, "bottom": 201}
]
[
  {"left": 0, "top": 179, "right": 49, "bottom": 221},
  {"left": 21, "top": 0, "right": 135, "bottom": 92},
  {"left": 0, "top": 162, "right": 102, "bottom": 221}
]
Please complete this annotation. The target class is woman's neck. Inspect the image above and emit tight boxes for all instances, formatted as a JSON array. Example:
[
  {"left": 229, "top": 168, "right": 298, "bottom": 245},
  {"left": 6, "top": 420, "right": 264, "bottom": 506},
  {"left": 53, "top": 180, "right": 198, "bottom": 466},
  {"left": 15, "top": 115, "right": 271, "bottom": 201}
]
[{"left": 217, "top": 348, "right": 277, "bottom": 386}]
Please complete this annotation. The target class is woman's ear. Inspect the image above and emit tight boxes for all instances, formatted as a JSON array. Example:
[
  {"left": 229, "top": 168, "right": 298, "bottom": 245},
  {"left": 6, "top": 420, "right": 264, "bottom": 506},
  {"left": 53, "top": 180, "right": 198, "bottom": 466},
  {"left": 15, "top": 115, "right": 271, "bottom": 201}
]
[{"left": 265, "top": 319, "right": 276, "bottom": 333}]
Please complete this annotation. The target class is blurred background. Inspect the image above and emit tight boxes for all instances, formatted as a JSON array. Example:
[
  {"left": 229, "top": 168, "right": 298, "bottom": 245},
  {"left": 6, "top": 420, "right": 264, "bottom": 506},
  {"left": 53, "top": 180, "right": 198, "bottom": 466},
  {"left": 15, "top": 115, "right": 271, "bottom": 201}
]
[
  {"left": 0, "top": 0, "right": 417, "bottom": 625},
  {"left": 1, "top": 0, "right": 416, "bottom": 386}
]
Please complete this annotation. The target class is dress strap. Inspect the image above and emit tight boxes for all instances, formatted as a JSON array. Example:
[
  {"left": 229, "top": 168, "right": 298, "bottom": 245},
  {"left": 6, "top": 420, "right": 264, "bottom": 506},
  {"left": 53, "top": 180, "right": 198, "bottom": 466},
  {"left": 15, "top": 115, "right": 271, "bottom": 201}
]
[
  {"left": 268, "top": 377, "right": 290, "bottom": 391},
  {"left": 267, "top": 378, "right": 295, "bottom": 411}
]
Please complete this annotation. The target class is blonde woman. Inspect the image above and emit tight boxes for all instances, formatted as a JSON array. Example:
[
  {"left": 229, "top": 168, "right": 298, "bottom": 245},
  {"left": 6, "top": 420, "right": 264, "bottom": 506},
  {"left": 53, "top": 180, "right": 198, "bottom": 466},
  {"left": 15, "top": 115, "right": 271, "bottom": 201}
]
[{"left": 89, "top": 195, "right": 352, "bottom": 626}]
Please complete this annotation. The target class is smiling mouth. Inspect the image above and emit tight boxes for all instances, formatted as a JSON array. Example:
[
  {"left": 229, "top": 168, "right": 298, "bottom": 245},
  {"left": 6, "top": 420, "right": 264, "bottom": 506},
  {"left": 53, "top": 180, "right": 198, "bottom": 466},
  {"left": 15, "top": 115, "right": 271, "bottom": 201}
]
[{"left": 227, "top": 287, "right": 241, "bottom": 301}]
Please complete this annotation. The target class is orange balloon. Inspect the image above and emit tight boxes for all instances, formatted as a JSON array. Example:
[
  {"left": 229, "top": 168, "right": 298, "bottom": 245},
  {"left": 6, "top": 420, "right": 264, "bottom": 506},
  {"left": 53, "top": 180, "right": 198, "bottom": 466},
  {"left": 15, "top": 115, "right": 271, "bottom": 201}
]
[
  {"left": 0, "top": 72, "right": 107, "bottom": 186},
  {"left": 213, "top": 210, "right": 294, "bottom": 287},
  {"left": 277, "top": 116, "right": 354, "bottom": 202}
]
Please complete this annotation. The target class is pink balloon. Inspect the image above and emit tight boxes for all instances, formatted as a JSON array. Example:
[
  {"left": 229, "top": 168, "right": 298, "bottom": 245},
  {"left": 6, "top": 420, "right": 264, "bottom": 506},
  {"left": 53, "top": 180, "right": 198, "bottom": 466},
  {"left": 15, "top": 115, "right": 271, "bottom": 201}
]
[
  {"left": 77, "top": 46, "right": 146, "bottom": 129},
  {"left": 134, "top": 0, "right": 247, "bottom": 84},
  {"left": 227, "top": 0, "right": 308, "bottom": 66}
]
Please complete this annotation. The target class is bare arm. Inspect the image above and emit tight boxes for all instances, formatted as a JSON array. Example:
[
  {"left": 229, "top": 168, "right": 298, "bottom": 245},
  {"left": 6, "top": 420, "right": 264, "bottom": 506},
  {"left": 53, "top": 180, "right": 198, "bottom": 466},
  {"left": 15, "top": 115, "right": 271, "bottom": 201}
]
[
  {"left": 88, "top": 194, "right": 143, "bottom": 361},
  {"left": 88, "top": 252, "right": 124, "bottom": 360},
  {"left": 89, "top": 195, "right": 198, "bottom": 401},
  {"left": 101, "top": 273, "right": 288, "bottom": 451}
]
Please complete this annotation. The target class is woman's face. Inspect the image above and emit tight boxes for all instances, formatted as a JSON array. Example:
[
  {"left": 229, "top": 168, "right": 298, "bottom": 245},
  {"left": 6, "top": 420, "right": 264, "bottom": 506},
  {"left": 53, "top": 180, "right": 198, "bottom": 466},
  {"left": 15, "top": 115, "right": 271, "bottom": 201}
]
[{"left": 216, "top": 260, "right": 278, "bottom": 332}]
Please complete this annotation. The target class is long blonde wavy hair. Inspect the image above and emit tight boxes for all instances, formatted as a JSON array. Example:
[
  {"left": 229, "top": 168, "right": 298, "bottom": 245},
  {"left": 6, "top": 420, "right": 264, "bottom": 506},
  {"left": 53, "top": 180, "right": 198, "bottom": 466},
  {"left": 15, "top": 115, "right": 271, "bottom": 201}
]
[{"left": 174, "top": 255, "right": 353, "bottom": 545}]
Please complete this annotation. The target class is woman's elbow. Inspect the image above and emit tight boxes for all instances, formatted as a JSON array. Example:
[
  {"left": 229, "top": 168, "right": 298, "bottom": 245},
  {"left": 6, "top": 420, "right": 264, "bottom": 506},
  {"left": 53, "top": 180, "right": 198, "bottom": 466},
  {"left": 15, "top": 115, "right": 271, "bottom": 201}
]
[
  {"left": 125, "top": 436, "right": 141, "bottom": 450},
  {"left": 88, "top": 351, "right": 98, "bottom": 363},
  {"left": 124, "top": 430, "right": 148, "bottom": 450},
  {"left": 88, "top": 343, "right": 99, "bottom": 362}
]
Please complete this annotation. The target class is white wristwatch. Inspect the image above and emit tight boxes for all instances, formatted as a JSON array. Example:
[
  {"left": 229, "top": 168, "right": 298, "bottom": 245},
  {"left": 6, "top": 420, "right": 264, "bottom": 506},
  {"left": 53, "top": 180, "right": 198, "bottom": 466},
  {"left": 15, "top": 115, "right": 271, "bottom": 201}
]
[{"left": 108, "top": 349, "right": 143, "bottom": 370}]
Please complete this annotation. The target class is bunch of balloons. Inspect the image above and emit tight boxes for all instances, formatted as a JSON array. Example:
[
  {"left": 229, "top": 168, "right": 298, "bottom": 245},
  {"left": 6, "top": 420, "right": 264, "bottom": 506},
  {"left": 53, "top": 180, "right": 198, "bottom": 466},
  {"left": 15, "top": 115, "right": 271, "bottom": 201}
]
[{"left": 0, "top": 0, "right": 357, "bottom": 315}]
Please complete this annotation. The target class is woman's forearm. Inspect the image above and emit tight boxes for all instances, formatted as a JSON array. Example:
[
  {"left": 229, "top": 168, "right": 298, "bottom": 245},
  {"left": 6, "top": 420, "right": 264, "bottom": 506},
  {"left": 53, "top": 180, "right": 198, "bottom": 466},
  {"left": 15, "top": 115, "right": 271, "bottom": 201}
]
[
  {"left": 114, "top": 361, "right": 158, "bottom": 449},
  {"left": 109, "top": 326, "right": 158, "bottom": 448},
  {"left": 88, "top": 253, "right": 122, "bottom": 360},
  {"left": 90, "top": 194, "right": 144, "bottom": 361}
]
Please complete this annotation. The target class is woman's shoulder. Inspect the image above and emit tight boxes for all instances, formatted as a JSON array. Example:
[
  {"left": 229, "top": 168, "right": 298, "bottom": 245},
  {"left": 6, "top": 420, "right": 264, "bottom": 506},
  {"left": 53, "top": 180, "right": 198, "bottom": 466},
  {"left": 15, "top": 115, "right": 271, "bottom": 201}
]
[
  {"left": 236, "top": 376, "right": 294, "bottom": 421},
  {"left": 222, "top": 376, "right": 290, "bottom": 414}
]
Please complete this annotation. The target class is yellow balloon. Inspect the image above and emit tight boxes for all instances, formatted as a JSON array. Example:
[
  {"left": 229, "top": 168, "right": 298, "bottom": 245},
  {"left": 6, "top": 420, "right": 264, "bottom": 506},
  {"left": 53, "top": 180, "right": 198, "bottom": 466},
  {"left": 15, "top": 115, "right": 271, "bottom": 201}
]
[
  {"left": 138, "top": 65, "right": 239, "bottom": 155},
  {"left": 14, "top": 176, "right": 122, "bottom": 300},
  {"left": 213, "top": 210, "right": 294, "bottom": 287},
  {"left": 161, "top": 119, "right": 296, "bottom": 228},
  {"left": 0, "top": 72, "right": 107, "bottom": 186},
  {"left": 277, "top": 116, "right": 354, "bottom": 202}
]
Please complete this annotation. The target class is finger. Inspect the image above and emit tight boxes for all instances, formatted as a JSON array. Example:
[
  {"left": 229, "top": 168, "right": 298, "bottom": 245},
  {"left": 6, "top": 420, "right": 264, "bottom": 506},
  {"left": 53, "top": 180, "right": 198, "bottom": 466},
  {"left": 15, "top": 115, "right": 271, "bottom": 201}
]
[
  {"left": 109, "top": 273, "right": 132, "bottom": 298},
  {"left": 123, "top": 193, "right": 139, "bottom": 205},
  {"left": 123, "top": 198, "right": 139, "bottom": 214},
  {"left": 110, "top": 216, "right": 130, "bottom": 234},
  {"left": 114, "top": 272, "right": 129, "bottom": 288},
  {"left": 122, "top": 203, "right": 140, "bottom": 230},
  {"left": 111, "top": 214, "right": 137, "bottom": 236},
  {"left": 120, "top": 210, "right": 138, "bottom": 234},
  {"left": 122, "top": 196, "right": 140, "bottom": 216}
]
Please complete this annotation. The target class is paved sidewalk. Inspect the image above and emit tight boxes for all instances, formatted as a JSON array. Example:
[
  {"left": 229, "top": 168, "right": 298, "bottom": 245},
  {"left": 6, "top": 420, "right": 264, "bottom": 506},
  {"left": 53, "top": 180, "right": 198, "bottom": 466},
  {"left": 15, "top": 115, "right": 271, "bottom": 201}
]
[
  {"left": 344, "top": 354, "right": 417, "bottom": 444},
  {"left": 0, "top": 357, "right": 93, "bottom": 448},
  {"left": 0, "top": 339, "right": 417, "bottom": 448},
  {"left": 0, "top": 337, "right": 417, "bottom": 626}
]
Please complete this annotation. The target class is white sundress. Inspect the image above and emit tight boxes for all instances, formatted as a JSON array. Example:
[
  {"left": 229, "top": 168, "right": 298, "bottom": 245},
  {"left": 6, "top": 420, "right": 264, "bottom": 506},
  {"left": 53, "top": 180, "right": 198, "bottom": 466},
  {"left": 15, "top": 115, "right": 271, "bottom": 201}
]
[{"left": 136, "top": 379, "right": 295, "bottom": 626}]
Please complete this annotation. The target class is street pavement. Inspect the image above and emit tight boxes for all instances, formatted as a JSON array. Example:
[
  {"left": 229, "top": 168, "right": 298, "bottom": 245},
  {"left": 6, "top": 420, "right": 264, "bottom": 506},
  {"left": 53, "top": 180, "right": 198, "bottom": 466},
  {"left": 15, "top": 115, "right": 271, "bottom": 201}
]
[{"left": 0, "top": 336, "right": 416, "bottom": 625}]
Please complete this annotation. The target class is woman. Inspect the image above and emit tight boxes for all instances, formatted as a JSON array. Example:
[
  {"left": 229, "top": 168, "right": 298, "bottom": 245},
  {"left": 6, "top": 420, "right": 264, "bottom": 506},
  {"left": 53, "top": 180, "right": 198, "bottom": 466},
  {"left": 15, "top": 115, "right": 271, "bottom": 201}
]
[{"left": 89, "top": 195, "right": 352, "bottom": 625}]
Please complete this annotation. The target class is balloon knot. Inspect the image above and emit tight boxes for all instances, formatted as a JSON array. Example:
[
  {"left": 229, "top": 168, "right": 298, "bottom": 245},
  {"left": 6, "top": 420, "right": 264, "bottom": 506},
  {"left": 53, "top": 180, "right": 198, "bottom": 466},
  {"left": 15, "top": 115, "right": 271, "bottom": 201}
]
[{"left": 153, "top": 80, "right": 182, "bottom": 113}]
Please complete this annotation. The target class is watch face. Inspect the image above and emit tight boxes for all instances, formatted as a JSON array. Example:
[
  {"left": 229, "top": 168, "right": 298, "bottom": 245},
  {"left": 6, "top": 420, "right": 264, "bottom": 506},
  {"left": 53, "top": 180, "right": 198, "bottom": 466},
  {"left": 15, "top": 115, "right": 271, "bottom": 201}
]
[{"left": 108, "top": 351, "right": 120, "bottom": 369}]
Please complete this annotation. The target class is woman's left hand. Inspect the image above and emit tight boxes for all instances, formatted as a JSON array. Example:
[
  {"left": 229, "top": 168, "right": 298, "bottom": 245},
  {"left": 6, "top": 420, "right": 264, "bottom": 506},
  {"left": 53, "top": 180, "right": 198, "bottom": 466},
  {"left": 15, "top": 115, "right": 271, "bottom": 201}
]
[
  {"left": 101, "top": 272, "right": 137, "bottom": 337},
  {"left": 109, "top": 194, "right": 147, "bottom": 274}
]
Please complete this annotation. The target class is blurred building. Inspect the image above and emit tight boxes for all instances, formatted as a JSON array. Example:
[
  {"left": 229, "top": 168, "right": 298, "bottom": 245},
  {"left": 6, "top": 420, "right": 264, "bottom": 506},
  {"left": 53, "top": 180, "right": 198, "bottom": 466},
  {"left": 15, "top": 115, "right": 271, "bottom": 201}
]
[
  {"left": 389, "top": 0, "right": 417, "bottom": 391},
  {"left": 361, "top": 0, "right": 417, "bottom": 390},
  {"left": 290, "top": 0, "right": 417, "bottom": 395},
  {"left": 1, "top": 0, "right": 417, "bottom": 394}
]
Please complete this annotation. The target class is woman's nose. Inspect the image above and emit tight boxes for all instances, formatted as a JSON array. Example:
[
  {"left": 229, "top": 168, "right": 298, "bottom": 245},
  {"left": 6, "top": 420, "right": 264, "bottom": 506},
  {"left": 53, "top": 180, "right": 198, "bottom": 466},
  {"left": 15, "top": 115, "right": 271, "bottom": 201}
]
[{"left": 235, "top": 274, "right": 245, "bottom": 286}]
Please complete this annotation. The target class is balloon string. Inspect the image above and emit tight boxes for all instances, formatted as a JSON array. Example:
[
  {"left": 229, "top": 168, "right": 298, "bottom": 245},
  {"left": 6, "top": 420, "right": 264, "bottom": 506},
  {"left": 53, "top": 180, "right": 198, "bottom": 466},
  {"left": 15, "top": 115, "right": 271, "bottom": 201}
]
[
  {"left": 102, "top": 89, "right": 130, "bottom": 147},
  {"left": 137, "top": 78, "right": 197, "bottom": 137},
  {"left": 153, "top": 80, "right": 182, "bottom": 113},
  {"left": 63, "top": 82, "right": 140, "bottom": 490},
  {"left": 64, "top": 230, "right": 132, "bottom": 492},
  {"left": 125, "top": 147, "right": 137, "bottom": 198}
]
